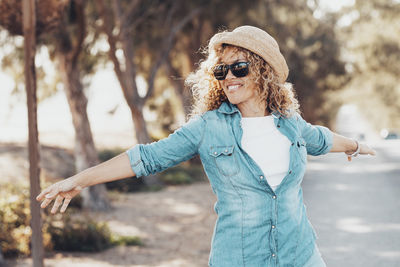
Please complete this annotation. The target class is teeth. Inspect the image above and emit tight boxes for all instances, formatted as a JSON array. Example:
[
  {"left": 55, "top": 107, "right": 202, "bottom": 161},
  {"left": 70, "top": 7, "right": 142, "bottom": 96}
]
[{"left": 228, "top": 85, "right": 240, "bottom": 90}]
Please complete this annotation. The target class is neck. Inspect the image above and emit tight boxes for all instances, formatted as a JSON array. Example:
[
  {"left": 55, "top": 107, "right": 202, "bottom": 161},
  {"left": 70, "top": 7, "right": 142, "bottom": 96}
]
[{"left": 238, "top": 102, "right": 269, "bottom": 117}]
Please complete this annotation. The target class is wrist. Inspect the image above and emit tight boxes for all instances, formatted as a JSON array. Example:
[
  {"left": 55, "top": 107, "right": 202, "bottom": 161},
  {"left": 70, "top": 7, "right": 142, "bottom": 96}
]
[
  {"left": 348, "top": 139, "right": 360, "bottom": 157},
  {"left": 71, "top": 173, "right": 87, "bottom": 189}
]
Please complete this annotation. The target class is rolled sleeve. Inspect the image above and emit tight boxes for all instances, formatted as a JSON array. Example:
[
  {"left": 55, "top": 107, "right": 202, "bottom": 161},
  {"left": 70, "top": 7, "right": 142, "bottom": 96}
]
[
  {"left": 126, "top": 144, "right": 148, "bottom": 177},
  {"left": 125, "top": 115, "right": 205, "bottom": 177},
  {"left": 296, "top": 113, "right": 333, "bottom": 156}
]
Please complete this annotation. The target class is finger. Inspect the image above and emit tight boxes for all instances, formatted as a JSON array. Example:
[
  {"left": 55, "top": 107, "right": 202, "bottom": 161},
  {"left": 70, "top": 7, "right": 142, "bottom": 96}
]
[
  {"left": 347, "top": 156, "right": 352, "bottom": 162},
  {"left": 370, "top": 149, "right": 377, "bottom": 156},
  {"left": 36, "top": 187, "right": 52, "bottom": 201},
  {"left": 40, "top": 197, "right": 53, "bottom": 209},
  {"left": 60, "top": 198, "right": 72, "bottom": 213},
  {"left": 51, "top": 195, "right": 64, "bottom": 214}
]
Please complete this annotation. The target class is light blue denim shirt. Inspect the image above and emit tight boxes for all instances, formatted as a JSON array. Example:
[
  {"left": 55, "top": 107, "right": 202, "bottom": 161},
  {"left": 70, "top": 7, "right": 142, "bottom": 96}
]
[{"left": 126, "top": 101, "right": 333, "bottom": 267}]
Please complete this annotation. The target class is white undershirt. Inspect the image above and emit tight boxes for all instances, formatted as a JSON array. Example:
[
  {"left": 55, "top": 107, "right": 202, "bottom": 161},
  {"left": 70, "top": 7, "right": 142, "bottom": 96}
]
[{"left": 241, "top": 115, "right": 291, "bottom": 191}]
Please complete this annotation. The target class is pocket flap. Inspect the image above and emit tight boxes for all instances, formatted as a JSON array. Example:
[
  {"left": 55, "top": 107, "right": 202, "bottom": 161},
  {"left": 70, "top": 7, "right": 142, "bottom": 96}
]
[{"left": 209, "top": 145, "right": 234, "bottom": 157}]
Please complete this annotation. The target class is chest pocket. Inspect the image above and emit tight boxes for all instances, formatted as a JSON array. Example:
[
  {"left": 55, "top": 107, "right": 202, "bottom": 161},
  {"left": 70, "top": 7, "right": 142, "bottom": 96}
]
[
  {"left": 209, "top": 145, "right": 240, "bottom": 177},
  {"left": 296, "top": 137, "right": 307, "bottom": 163}
]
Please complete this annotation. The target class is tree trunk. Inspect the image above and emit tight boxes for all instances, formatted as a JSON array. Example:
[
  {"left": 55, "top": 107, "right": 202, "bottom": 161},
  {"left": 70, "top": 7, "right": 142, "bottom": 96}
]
[
  {"left": 22, "top": 0, "right": 44, "bottom": 266},
  {"left": 130, "top": 103, "right": 150, "bottom": 144},
  {"left": 0, "top": 247, "right": 4, "bottom": 267},
  {"left": 128, "top": 103, "right": 163, "bottom": 187},
  {"left": 58, "top": 53, "right": 110, "bottom": 211},
  {"left": 165, "top": 61, "right": 192, "bottom": 117}
]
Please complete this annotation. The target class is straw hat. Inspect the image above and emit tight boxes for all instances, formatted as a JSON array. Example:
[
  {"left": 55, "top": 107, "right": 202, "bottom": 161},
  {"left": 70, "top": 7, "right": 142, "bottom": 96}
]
[{"left": 209, "top": 25, "right": 289, "bottom": 83}]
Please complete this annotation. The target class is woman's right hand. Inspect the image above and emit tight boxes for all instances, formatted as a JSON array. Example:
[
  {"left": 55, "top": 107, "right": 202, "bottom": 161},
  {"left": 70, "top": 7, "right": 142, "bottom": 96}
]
[{"left": 36, "top": 177, "right": 82, "bottom": 214}]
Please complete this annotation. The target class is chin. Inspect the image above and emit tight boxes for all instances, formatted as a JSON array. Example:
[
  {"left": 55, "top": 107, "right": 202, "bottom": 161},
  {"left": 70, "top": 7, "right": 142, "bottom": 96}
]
[{"left": 226, "top": 99, "right": 239, "bottom": 105}]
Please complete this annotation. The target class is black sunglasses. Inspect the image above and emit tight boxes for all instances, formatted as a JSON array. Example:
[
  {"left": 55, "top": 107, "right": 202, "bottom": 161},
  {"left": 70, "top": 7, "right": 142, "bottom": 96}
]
[{"left": 213, "top": 62, "right": 250, "bottom": 80}]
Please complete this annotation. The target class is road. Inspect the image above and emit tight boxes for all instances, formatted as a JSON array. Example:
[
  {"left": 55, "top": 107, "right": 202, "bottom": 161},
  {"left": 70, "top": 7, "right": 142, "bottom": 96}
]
[{"left": 303, "top": 139, "right": 400, "bottom": 267}]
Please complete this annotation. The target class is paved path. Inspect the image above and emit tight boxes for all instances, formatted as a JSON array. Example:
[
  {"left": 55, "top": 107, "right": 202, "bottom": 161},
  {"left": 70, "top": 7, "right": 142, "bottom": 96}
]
[{"left": 303, "top": 140, "right": 400, "bottom": 267}]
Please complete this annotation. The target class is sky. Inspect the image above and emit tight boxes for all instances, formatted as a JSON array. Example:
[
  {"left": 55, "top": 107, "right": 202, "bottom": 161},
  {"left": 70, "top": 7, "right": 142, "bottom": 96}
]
[{"left": 0, "top": 0, "right": 359, "bottom": 148}]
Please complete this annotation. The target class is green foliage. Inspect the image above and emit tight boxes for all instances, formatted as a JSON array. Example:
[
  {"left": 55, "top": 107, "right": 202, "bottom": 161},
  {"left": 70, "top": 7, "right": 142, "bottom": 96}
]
[
  {"left": 162, "top": 171, "right": 191, "bottom": 185},
  {"left": 0, "top": 183, "right": 52, "bottom": 258},
  {"left": 0, "top": 183, "right": 141, "bottom": 258},
  {"left": 110, "top": 234, "right": 143, "bottom": 246},
  {"left": 47, "top": 215, "right": 111, "bottom": 252},
  {"left": 160, "top": 163, "right": 206, "bottom": 185}
]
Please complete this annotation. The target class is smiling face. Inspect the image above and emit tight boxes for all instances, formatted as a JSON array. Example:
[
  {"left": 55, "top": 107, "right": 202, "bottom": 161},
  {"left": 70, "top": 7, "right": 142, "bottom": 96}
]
[{"left": 218, "top": 46, "right": 265, "bottom": 116}]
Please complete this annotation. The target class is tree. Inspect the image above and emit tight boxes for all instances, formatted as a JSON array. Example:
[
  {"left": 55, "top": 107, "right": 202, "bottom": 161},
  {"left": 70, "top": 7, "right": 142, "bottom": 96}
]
[
  {"left": 0, "top": 0, "right": 110, "bottom": 211},
  {"left": 0, "top": 247, "right": 4, "bottom": 266},
  {"left": 52, "top": 0, "right": 110, "bottom": 210},
  {"left": 23, "top": 0, "right": 44, "bottom": 265},
  {"left": 96, "top": 0, "right": 202, "bottom": 186}
]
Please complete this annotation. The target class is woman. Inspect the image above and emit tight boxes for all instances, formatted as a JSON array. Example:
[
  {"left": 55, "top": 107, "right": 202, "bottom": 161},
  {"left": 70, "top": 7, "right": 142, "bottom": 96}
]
[{"left": 37, "top": 26, "right": 376, "bottom": 266}]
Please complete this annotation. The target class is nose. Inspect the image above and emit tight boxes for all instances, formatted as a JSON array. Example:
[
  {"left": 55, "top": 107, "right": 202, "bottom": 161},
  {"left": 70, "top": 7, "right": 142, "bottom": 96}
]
[{"left": 225, "top": 68, "right": 235, "bottom": 79}]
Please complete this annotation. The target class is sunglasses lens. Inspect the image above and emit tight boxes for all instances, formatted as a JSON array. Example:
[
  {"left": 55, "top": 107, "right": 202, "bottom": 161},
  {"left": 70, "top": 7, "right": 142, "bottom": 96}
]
[
  {"left": 213, "top": 62, "right": 249, "bottom": 80},
  {"left": 213, "top": 65, "right": 227, "bottom": 80},
  {"left": 231, "top": 62, "right": 249, "bottom": 78}
]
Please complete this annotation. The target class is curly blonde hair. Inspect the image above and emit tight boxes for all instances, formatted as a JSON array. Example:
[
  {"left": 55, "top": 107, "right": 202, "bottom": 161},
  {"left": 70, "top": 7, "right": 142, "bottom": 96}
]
[{"left": 185, "top": 44, "right": 300, "bottom": 118}]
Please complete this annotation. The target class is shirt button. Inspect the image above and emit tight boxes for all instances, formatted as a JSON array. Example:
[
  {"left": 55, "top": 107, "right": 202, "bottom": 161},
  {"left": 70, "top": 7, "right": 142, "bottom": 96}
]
[
  {"left": 214, "top": 151, "right": 217, "bottom": 155},
  {"left": 291, "top": 142, "right": 294, "bottom": 146},
  {"left": 224, "top": 149, "right": 228, "bottom": 153},
  {"left": 272, "top": 195, "right": 276, "bottom": 199},
  {"left": 272, "top": 225, "right": 276, "bottom": 229},
  {"left": 277, "top": 125, "right": 280, "bottom": 128},
  {"left": 289, "top": 170, "right": 292, "bottom": 174},
  {"left": 260, "top": 175, "right": 264, "bottom": 179},
  {"left": 272, "top": 253, "right": 276, "bottom": 257}
]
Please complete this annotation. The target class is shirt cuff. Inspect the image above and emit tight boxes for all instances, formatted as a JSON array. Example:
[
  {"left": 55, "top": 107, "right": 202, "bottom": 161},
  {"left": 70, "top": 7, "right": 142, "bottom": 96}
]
[
  {"left": 318, "top": 126, "right": 333, "bottom": 155},
  {"left": 125, "top": 144, "right": 147, "bottom": 177}
]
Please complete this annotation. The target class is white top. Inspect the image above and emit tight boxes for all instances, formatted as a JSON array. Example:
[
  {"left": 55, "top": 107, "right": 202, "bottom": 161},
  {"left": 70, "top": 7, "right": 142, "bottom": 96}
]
[{"left": 241, "top": 115, "right": 291, "bottom": 191}]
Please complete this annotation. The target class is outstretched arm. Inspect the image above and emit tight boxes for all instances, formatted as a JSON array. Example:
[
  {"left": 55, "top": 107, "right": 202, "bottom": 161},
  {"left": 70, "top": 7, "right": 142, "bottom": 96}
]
[
  {"left": 330, "top": 132, "right": 376, "bottom": 160},
  {"left": 36, "top": 152, "right": 135, "bottom": 214},
  {"left": 295, "top": 113, "right": 376, "bottom": 160},
  {"left": 37, "top": 115, "right": 205, "bottom": 214}
]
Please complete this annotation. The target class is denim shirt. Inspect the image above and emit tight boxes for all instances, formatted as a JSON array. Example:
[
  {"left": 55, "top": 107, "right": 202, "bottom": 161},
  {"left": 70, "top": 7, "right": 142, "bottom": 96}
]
[{"left": 126, "top": 101, "right": 333, "bottom": 267}]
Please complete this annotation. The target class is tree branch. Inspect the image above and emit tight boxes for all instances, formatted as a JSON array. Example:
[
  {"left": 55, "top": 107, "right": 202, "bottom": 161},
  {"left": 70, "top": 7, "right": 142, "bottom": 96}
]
[
  {"left": 121, "top": 0, "right": 141, "bottom": 29},
  {"left": 112, "top": 0, "right": 140, "bottom": 101},
  {"left": 97, "top": 0, "right": 127, "bottom": 92},
  {"left": 144, "top": 6, "right": 203, "bottom": 100}
]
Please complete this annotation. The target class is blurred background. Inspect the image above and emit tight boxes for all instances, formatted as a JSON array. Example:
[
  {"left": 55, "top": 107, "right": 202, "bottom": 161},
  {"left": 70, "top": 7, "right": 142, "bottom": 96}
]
[{"left": 0, "top": 0, "right": 399, "bottom": 266}]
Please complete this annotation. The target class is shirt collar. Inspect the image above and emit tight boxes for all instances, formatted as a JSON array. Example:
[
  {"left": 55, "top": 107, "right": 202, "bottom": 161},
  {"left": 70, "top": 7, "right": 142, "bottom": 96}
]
[
  {"left": 217, "top": 101, "right": 240, "bottom": 114},
  {"left": 217, "top": 101, "right": 283, "bottom": 119}
]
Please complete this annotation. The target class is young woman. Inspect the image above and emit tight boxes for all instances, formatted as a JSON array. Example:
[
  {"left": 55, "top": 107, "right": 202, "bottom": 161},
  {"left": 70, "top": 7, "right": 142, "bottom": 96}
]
[{"left": 37, "top": 25, "right": 376, "bottom": 266}]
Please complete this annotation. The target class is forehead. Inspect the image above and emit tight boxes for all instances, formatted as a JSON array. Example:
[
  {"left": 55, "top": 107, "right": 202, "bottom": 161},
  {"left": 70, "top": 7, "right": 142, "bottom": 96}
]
[{"left": 220, "top": 46, "right": 247, "bottom": 63}]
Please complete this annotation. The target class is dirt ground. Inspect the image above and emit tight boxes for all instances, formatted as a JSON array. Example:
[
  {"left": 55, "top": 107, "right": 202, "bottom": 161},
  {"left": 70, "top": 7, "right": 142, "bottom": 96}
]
[{"left": 2, "top": 143, "right": 217, "bottom": 267}]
